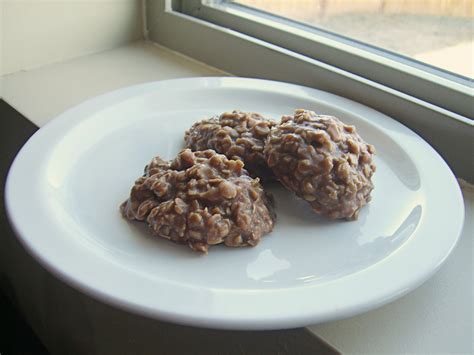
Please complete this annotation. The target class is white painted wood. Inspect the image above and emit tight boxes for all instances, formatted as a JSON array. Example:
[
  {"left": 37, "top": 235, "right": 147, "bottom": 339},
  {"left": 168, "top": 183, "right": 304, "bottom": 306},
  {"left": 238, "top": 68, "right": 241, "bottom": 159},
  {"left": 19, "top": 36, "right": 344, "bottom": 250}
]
[{"left": 2, "top": 41, "right": 227, "bottom": 126}]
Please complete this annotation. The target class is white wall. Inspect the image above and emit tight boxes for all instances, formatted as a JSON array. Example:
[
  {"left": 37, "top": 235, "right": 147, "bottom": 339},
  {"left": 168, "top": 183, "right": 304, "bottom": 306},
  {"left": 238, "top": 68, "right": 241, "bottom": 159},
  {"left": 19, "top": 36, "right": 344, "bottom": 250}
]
[{"left": 1, "top": 0, "right": 143, "bottom": 76}]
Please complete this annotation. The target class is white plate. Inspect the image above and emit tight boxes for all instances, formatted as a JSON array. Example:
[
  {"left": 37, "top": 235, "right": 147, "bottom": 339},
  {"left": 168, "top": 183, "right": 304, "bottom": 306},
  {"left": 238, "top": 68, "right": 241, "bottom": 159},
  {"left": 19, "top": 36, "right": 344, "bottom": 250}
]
[{"left": 6, "top": 77, "right": 464, "bottom": 330}]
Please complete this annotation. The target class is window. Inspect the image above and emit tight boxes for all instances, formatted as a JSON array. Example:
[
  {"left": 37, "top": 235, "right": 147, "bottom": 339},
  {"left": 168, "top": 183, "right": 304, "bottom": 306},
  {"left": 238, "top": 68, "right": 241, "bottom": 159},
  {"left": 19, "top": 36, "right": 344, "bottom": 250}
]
[
  {"left": 234, "top": 0, "right": 473, "bottom": 79},
  {"left": 177, "top": 0, "right": 472, "bottom": 118},
  {"left": 145, "top": 0, "right": 473, "bottom": 179}
]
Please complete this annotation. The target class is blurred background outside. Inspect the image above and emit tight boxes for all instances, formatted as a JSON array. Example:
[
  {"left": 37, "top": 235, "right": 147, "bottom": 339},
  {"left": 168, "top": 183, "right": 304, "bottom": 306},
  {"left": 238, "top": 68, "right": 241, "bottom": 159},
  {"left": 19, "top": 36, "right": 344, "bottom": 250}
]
[{"left": 233, "top": 0, "right": 474, "bottom": 78}]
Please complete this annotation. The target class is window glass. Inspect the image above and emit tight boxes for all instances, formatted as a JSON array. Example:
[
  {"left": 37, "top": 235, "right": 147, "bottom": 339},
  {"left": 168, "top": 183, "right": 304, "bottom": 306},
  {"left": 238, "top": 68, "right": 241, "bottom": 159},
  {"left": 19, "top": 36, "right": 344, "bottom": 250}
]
[{"left": 232, "top": 0, "right": 474, "bottom": 78}]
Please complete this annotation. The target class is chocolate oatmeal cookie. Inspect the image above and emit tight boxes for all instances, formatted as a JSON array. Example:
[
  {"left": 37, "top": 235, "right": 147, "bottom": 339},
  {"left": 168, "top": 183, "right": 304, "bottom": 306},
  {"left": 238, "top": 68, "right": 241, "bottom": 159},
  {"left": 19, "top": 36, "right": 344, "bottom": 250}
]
[
  {"left": 265, "top": 109, "right": 376, "bottom": 220},
  {"left": 184, "top": 110, "right": 276, "bottom": 181},
  {"left": 121, "top": 149, "right": 275, "bottom": 253}
]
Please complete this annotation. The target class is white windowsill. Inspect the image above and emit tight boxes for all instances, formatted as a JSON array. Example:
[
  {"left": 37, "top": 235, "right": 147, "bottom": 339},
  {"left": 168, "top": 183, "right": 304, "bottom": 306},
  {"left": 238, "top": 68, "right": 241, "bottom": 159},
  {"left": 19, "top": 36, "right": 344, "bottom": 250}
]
[
  {"left": 1, "top": 41, "right": 228, "bottom": 126},
  {"left": 2, "top": 40, "right": 472, "bottom": 354}
]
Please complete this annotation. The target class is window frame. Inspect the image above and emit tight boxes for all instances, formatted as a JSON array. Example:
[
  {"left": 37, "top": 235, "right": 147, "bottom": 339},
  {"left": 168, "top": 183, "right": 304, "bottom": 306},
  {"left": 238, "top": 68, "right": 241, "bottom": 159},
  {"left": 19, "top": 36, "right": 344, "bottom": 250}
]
[
  {"left": 145, "top": 0, "right": 474, "bottom": 181},
  {"left": 183, "top": 0, "right": 473, "bottom": 119}
]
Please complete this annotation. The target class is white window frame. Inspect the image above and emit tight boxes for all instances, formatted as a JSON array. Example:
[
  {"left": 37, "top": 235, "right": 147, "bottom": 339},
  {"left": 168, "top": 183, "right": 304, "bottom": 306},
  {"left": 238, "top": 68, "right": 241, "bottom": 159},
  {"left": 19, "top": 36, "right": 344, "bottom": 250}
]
[{"left": 145, "top": 0, "right": 474, "bottom": 181}]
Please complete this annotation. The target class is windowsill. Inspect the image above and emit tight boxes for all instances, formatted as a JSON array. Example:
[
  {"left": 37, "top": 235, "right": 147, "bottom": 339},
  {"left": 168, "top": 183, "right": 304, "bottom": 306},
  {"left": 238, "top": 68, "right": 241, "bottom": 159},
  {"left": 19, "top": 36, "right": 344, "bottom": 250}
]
[
  {"left": 1, "top": 41, "right": 228, "bottom": 126},
  {"left": 2, "top": 40, "right": 472, "bottom": 354}
]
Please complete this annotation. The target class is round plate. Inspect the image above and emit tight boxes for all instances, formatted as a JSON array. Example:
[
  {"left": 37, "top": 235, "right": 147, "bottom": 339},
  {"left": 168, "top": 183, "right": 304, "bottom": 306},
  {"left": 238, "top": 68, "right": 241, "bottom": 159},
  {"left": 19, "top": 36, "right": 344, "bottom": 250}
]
[{"left": 5, "top": 77, "right": 464, "bottom": 330}]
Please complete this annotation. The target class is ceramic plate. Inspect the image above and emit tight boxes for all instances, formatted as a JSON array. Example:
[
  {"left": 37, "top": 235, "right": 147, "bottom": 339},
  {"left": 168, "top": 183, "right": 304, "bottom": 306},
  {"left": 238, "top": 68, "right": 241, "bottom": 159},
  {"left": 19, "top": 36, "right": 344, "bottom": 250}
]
[{"left": 6, "top": 78, "right": 464, "bottom": 330}]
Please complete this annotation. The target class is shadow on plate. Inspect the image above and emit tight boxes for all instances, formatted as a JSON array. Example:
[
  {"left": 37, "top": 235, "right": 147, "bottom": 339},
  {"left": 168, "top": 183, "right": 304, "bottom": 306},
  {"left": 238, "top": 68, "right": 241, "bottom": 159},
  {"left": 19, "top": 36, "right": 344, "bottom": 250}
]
[{"left": 264, "top": 183, "right": 342, "bottom": 227}]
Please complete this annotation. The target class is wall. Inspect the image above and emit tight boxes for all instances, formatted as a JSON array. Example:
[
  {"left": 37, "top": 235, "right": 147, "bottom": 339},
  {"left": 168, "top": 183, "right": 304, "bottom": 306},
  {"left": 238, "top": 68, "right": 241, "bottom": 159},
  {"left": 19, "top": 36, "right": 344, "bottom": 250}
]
[{"left": 1, "top": 0, "right": 143, "bottom": 77}]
